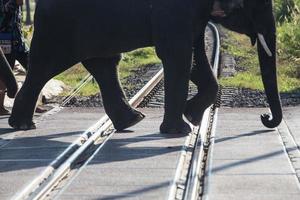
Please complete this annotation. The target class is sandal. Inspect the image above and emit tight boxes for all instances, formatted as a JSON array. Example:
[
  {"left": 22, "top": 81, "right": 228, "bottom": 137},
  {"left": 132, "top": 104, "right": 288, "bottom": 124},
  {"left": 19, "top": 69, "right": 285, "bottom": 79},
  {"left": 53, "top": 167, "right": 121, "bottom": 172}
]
[
  {"left": 35, "top": 106, "right": 48, "bottom": 113},
  {"left": 0, "top": 107, "right": 11, "bottom": 115}
]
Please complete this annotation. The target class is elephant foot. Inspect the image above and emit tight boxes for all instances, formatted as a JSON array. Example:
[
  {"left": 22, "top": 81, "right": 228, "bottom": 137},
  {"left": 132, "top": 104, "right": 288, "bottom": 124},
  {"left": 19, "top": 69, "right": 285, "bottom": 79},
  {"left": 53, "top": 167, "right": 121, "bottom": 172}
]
[
  {"left": 160, "top": 120, "right": 191, "bottom": 135},
  {"left": 112, "top": 109, "right": 145, "bottom": 131},
  {"left": 8, "top": 116, "right": 36, "bottom": 130},
  {"left": 184, "top": 94, "right": 214, "bottom": 126},
  {"left": 184, "top": 105, "right": 205, "bottom": 126}
]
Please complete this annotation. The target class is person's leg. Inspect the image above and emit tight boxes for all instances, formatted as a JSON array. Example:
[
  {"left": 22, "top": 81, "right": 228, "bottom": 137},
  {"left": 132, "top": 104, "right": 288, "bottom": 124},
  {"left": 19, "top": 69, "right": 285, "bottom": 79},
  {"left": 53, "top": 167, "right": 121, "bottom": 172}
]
[
  {"left": 14, "top": 51, "right": 29, "bottom": 71},
  {"left": 0, "top": 53, "right": 16, "bottom": 115},
  {"left": 0, "top": 80, "right": 10, "bottom": 115},
  {"left": 4, "top": 53, "right": 16, "bottom": 69}
]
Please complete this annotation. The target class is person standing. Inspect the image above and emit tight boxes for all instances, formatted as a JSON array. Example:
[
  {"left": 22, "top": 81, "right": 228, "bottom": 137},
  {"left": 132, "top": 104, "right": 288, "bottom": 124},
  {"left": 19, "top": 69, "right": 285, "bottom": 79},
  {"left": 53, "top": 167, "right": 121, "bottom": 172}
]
[{"left": 0, "top": 0, "right": 45, "bottom": 115}]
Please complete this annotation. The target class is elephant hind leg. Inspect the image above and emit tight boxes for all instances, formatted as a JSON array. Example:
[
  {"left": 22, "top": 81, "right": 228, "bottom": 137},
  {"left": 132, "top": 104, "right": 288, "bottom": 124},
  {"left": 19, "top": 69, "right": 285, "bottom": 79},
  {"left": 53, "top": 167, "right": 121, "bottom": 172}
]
[
  {"left": 82, "top": 56, "right": 145, "bottom": 131},
  {"left": 155, "top": 40, "right": 193, "bottom": 135},
  {"left": 184, "top": 37, "right": 219, "bottom": 126}
]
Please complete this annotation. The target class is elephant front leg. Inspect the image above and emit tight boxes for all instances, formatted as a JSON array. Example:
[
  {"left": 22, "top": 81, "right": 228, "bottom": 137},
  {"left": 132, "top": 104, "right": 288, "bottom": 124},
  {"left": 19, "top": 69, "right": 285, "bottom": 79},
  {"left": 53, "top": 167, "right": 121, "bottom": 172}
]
[
  {"left": 9, "top": 73, "right": 45, "bottom": 130},
  {"left": 9, "top": 54, "right": 71, "bottom": 129},
  {"left": 184, "top": 36, "right": 219, "bottom": 126},
  {"left": 156, "top": 42, "right": 193, "bottom": 134}
]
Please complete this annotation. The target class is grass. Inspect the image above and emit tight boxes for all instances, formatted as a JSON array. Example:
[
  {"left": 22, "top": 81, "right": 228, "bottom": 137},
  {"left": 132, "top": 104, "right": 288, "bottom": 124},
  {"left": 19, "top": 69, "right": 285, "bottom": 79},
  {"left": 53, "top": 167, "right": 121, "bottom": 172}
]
[
  {"left": 54, "top": 64, "right": 99, "bottom": 96},
  {"left": 219, "top": 30, "right": 300, "bottom": 93},
  {"left": 119, "top": 47, "right": 160, "bottom": 78},
  {"left": 55, "top": 48, "right": 160, "bottom": 96}
]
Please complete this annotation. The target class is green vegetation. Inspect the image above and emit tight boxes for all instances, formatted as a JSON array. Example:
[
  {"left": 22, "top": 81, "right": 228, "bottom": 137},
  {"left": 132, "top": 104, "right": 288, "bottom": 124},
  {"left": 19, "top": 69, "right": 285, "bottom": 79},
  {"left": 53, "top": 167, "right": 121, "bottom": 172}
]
[
  {"left": 277, "top": 18, "right": 300, "bottom": 60},
  {"left": 220, "top": 0, "right": 300, "bottom": 93},
  {"left": 220, "top": 31, "right": 300, "bottom": 93},
  {"left": 54, "top": 64, "right": 98, "bottom": 96},
  {"left": 55, "top": 48, "right": 160, "bottom": 96},
  {"left": 119, "top": 47, "right": 160, "bottom": 78},
  {"left": 275, "top": 0, "right": 300, "bottom": 60}
]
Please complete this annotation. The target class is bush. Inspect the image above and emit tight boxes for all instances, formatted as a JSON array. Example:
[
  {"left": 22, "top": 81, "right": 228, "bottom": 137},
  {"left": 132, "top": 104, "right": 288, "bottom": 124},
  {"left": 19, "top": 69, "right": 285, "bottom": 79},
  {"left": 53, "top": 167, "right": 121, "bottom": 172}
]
[
  {"left": 277, "top": 14, "right": 300, "bottom": 59},
  {"left": 275, "top": 0, "right": 300, "bottom": 60},
  {"left": 274, "top": 0, "right": 299, "bottom": 23}
]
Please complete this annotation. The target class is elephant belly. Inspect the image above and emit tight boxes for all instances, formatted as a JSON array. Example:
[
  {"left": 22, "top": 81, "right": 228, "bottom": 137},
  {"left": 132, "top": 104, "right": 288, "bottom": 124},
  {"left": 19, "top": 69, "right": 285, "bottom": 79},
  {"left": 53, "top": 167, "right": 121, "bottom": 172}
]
[{"left": 35, "top": 0, "right": 154, "bottom": 57}]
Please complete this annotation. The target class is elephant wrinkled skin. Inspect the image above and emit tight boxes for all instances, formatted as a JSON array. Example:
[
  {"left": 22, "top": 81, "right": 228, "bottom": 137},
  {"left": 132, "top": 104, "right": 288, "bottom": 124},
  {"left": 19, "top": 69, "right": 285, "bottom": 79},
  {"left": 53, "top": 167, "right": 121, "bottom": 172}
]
[
  {"left": 9, "top": 0, "right": 243, "bottom": 133},
  {"left": 211, "top": 0, "right": 283, "bottom": 128}
]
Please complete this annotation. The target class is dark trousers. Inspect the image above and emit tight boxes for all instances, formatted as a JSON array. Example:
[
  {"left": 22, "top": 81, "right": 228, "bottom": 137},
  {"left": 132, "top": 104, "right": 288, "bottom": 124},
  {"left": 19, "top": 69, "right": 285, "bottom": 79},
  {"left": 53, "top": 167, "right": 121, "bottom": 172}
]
[{"left": 5, "top": 51, "right": 29, "bottom": 70}]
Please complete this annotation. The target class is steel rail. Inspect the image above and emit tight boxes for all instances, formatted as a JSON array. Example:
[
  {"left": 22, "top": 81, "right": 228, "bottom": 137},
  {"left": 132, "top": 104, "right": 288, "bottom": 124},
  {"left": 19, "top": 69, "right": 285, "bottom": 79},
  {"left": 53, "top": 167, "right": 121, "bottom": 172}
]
[
  {"left": 52, "top": 69, "right": 165, "bottom": 200},
  {"left": 167, "top": 128, "right": 197, "bottom": 200},
  {"left": 167, "top": 22, "right": 221, "bottom": 200},
  {"left": 201, "top": 108, "right": 219, "bottom": 200},
  {"left": 184, "top": 22, "right": 221, "bottom": 200},
  {"left": 37, "top": 73, "right": 94, "bottom": 125},
  {"left": 14, "top": 22, "right": 217, "bottom": 200},
  {"left": 61, "top": 74, "right": 93, "bottom": 106},
  {"left": 184, "top": 109, "right": 212, "bottom": 200},
  {"left": 1, "top": 73, "right": 94, "bottom": 151},
  {"left": 12, "top": 73, "right": 97, "bottom": 200},
  {"left": 208, "top": 22, "right": 221, "bottom": 77},
  {"left": 12, "top": 115, "right": 110, "bottom": 200},
  {"left": 14, "top": 68, "right": 164, "bottom": 200}
]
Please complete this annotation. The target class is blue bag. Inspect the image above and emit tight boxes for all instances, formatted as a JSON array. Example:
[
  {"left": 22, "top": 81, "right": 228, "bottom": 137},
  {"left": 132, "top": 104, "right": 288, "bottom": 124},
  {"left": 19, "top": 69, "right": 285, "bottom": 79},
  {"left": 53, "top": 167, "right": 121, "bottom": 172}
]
[{"left": 0, "top": 32, "right": 12, "bottom": 54}]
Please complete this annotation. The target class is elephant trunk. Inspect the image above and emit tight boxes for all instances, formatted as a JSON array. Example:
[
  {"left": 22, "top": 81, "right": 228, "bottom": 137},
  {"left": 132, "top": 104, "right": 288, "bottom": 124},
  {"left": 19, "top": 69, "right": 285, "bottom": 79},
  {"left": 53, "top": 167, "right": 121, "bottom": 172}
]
[
  {"left": 0, "top": 49, "right": 18, "bottom": 98},
  {"left": 256, "top": 16, "right": 282, "bottom": 128}
]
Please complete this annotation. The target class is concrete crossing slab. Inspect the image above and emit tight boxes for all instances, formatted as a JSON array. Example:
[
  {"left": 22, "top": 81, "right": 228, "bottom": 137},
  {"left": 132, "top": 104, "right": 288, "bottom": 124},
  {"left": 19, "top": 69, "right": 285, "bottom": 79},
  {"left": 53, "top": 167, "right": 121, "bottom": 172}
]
[
  {"left": 0, "top": 108, "right": 105, "bottom": 200},
  {"left": 205, "top": 108, "right": 300, "bottom": 200},
  {"left": 58, "top": 108, "right": 187, "bottom": 200},
  {"left": 283, "top": 107, "right": 300, "bottom": 148},
  {"left": 1, "top": 106, "right": 299, "bottom": 199}
]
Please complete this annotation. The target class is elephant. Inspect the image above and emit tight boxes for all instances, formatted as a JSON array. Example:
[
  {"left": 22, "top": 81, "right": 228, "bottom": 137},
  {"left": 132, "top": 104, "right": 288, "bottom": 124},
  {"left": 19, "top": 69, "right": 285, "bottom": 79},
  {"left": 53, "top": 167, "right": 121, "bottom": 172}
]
[
  {"left": 209, "top": 0, "right": 282, "bottom": 128},
  {"left": 0, "top": 47, "right": 18, "bottom": 98},
  {"left": 8, "top": 0, "right": 243, "bottom": 133}
]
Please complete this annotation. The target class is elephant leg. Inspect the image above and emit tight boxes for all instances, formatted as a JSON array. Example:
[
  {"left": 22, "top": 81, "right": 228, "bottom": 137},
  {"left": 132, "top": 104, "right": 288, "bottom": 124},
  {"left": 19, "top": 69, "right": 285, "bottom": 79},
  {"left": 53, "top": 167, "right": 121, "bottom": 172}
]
[
  {"left": 9, "top": 61, "right": 70, "bottom": 130},
  {"left": 184, "top": 35, "right": 219, "bottom": 126},
  {"left": 155, "top": 41, "right": 193, "bottom": 134},
  {"left": 82, "top": 56, "right": 145, "bottom": 131},
  {"left": 9, "top": 40, "right": 72, "bottom": 130}
]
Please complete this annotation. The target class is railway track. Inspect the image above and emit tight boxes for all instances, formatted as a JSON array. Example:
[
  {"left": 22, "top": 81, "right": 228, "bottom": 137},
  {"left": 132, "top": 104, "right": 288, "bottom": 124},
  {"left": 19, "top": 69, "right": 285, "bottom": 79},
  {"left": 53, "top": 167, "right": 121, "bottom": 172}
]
[
  {"left": 11, "top": 22, "right": 221, "bottom": 200},
  {"left": 170, "top": 22, "right": 221, "bottom": 200},
  {"left": 0, "top": 71, "right": 95, "bottom": 150}
]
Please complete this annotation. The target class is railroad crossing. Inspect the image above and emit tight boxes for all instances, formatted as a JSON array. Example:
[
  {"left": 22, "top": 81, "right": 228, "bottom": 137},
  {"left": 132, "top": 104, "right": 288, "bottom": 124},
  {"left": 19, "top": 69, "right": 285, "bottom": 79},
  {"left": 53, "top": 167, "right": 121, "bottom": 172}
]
[{"left": 1, "top": 24, "right": 300, "bottom": 200}]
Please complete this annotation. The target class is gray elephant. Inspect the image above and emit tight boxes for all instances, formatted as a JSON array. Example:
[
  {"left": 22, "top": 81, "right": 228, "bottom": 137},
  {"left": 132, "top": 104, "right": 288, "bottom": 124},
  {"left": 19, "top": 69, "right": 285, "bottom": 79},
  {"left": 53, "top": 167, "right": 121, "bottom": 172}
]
[
  {"left": 209, "top": 0, "right": 282, "bottom": 128},
  {"left": 8, "top": 0, "right": 243, "bottom": 133},
  {"left": 0, "top": 47, "right": 18, "bottom": 98}
]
